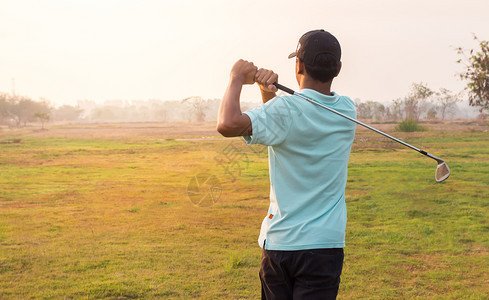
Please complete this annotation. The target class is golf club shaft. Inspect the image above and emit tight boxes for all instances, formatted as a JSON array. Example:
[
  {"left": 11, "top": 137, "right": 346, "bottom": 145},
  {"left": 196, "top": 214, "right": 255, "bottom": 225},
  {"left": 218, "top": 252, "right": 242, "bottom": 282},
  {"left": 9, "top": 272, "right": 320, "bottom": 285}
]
[{"left": 273, "top": 83, "right": 444, "bottom": 164}]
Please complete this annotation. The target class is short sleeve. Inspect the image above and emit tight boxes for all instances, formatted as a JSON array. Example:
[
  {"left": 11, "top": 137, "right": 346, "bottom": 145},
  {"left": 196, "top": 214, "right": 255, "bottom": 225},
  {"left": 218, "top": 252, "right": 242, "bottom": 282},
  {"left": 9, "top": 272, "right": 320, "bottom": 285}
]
[{"left": 243, "top": 97, "right": 294, "bottom": 146}]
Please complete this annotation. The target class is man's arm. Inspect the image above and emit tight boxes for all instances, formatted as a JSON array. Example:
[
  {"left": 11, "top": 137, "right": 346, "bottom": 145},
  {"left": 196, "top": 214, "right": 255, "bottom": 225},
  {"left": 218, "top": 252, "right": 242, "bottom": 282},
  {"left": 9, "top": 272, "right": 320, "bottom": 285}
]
[
  {"left": 216, "top": 59, "right": 256, "bottom": 137},
  {"left": 216, "top": 60, "right": 279, "bottom": 137}
]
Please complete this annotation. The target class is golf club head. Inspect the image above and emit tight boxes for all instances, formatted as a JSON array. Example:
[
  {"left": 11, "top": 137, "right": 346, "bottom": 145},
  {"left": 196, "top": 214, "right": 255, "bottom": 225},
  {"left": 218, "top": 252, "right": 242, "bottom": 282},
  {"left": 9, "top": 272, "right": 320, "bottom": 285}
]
[{"left": 435, "top": 161, "right": 450, "bottom": 182}]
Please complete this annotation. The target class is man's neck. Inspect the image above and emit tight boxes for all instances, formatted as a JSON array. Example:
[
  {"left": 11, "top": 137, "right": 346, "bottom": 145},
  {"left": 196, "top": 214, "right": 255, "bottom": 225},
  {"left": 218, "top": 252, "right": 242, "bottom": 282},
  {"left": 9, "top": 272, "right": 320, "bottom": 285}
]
[{"left": 299, "top": 77, "right": 334, "bottom": 96}]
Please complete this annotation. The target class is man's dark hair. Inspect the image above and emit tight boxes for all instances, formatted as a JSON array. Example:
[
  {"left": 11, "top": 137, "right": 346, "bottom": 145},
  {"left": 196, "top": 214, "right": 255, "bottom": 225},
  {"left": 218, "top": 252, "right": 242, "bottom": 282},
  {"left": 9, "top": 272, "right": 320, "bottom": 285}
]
[{"left": 303, "top": 53, "right": 340, "bottom": 83}]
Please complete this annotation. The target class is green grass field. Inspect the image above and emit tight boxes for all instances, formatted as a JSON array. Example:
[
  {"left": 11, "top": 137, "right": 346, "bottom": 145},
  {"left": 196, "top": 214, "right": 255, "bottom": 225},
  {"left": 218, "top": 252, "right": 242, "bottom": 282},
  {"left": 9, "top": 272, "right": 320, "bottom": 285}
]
[{"left": 1, "top": 122, "right": 488, "bottom": 299}]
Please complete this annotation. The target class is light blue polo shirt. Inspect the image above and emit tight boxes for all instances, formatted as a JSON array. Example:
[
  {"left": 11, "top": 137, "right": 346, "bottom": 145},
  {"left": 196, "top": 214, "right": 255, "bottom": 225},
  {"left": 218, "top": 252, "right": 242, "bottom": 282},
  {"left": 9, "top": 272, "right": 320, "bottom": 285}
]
[{"left": 243, "top": 89, "right": 356, "bottom": 250}]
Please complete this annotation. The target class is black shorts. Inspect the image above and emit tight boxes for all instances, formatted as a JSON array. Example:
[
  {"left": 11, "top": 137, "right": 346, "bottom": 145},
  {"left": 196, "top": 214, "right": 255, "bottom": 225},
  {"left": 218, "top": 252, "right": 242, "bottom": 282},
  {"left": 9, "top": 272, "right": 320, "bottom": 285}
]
[{"left": 259, "top": 248, "right": 344, "bottom": 300}]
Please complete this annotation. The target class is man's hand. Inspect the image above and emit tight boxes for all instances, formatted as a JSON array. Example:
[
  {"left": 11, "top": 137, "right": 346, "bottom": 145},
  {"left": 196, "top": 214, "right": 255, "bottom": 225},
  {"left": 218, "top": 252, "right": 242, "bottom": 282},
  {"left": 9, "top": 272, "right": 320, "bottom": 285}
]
[
  {"left": 230, "top": 59, "right": 258, "bottom": 85},
  {"left": 255, "top": 68, "right": 278, "bottom": 103},
  {"left": 255, "top": 68, "right": 278, "bottom": 93}
]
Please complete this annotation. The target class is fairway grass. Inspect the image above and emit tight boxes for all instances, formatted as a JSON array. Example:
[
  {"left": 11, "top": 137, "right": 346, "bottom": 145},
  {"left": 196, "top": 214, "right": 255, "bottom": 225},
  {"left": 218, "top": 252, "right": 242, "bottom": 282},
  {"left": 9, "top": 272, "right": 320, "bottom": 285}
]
[{"left": 1, "top": 124, "right": 488, "bottom": 299}]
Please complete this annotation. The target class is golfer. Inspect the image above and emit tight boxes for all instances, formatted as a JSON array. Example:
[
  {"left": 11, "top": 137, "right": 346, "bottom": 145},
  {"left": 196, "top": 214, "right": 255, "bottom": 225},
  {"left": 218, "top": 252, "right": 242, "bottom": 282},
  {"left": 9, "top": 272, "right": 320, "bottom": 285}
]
[{"left": 217, "top": 29, "right": 356, "bottom": 299}]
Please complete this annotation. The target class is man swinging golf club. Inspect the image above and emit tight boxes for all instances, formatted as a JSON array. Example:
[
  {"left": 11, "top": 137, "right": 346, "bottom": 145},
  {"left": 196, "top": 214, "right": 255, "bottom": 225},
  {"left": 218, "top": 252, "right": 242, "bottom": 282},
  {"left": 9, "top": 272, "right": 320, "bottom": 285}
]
[{"left": 217, "top": 30, "right": 356, "bottom": 299}]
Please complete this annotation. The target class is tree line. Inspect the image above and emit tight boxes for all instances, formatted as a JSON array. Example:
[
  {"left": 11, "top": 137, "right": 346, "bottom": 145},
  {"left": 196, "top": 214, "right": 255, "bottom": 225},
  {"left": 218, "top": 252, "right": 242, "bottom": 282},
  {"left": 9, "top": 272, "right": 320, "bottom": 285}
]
[
  {"left": 355, "top": 83, "right": 467, "bottom": 122},
  {"left": 0, "top": 87, "right": 479, "bottom": 128},
  {"left": 0, "top": 94, "right": 224, "bottom": 126},
  {"left": 0, "top": 93, "right": 83, "bottom": 129}
]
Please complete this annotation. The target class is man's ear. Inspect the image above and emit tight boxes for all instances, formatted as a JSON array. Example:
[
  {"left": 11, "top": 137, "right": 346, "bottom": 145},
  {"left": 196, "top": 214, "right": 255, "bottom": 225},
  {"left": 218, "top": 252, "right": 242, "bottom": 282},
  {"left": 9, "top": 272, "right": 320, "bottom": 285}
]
[
  {"left": 335, "top": 62, "right": 342, "bottom": 77},
  {"left": 296, "top": 58, "right": 305, "bottom": 75}
]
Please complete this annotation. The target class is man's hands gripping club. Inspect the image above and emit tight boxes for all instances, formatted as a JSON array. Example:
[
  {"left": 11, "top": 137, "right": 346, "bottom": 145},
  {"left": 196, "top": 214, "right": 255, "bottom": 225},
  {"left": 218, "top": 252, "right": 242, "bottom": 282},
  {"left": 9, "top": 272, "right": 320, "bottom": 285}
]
[{"left": 217, "top": 59, "right": 279, "bottom": 137}]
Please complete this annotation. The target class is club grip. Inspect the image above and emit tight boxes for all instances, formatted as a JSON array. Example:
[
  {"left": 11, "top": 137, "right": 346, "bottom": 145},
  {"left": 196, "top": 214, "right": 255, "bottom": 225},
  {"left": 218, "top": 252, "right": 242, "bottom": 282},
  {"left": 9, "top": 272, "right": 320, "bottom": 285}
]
[{"left": 273, "top": 83, "right": 296, "bottom": 95}]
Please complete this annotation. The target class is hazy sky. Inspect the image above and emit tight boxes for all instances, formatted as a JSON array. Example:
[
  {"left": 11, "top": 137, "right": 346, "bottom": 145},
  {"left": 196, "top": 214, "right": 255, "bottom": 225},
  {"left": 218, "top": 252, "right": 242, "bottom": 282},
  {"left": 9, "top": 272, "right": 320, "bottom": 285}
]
[{"left": 1, "top": 0, "right": 488, "bottom": 106}]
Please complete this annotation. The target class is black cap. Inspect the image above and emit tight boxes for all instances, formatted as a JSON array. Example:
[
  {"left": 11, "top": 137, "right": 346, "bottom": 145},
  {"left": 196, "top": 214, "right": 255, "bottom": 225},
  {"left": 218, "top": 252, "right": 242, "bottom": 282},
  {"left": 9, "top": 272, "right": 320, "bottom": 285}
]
[{"left": 288, "top": 30, "right": 341, "bottom": 64}]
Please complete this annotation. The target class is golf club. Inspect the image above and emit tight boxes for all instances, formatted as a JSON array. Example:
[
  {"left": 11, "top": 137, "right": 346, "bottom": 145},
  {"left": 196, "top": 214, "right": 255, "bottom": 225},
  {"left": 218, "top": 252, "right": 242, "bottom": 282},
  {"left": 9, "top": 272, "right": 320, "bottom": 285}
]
[{"left": 273, "top": 82, "right": 451, "bottom": 183}]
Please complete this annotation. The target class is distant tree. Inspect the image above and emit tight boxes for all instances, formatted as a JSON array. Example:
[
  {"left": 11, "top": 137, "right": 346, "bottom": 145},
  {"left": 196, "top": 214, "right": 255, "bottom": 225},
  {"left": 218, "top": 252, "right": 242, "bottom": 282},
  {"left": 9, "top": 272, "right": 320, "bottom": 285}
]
[
  {"left": 91, "top": 106, "right": 117, "bottom": 121},
  {"left": 403, "top": 96, "right": 415, "bottom": 120},
  {"left": 138, "top": 105, "right": 151, "bottom": 121},
  {"left": 436, "top": 88, "right": 462, "bottom": 120},
  {"left": 457, "top": 35, "right": 489, "bottom": 112},
  {"left": 182, "top": 96, "right": 207, "bottom": 122},
  {"left": 373, "top": 102, "right": 386, "bottom": 121},
  {"left": 9, "top": 96, "right": 34, "bottom": 126},
  {"left": 355, "top": 100, "right": 388, "bottom": 121},
  {"left": 152, "top": 105, "right": 167, "bottom": 122},
  {"left": 356, "top": 100, "right": 382, "bottom": 120},
  {"left": 34, "top": 112, "right": 50, "bottom": 129},
  {"left": 53, "top": 105, "right": 83, "bottom": 122},
  {"left": 0, "top": 93, "right": 11, "bottom": 123},
  {"left": 356, "top": 101, "right": 373, "bottom": 119},
  {"left": 0, "top": 95, "right": 53, "bottom": 126},
  {"left": 427, "top": 108, "right": 437, "bottom": 119},
  {"left": 389, "top": 98, "right": 404, "bottom": 121},
  {"left": 32, "top": 99, "right": 52, "bottom": 126},
  {"left": 203, "top": 98, "right": 221, "bottom": 121},
  {"left": 405, "top": 82, "right": 434, "bottom": 120}
]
